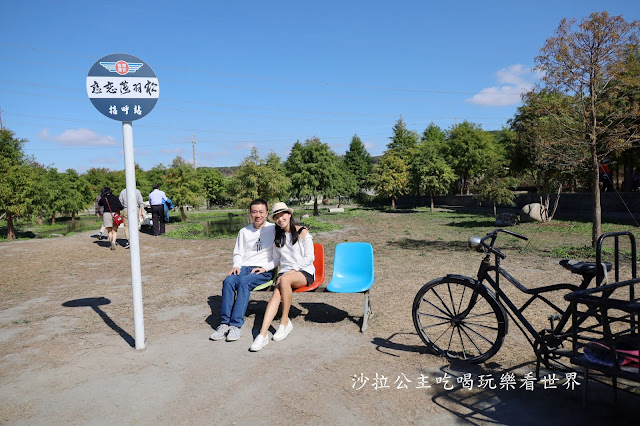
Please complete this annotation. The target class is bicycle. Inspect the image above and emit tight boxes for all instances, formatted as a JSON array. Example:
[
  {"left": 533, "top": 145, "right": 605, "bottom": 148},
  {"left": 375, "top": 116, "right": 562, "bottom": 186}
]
[{"left": 412, "top": 228, "right": 613, "bottom": 372}]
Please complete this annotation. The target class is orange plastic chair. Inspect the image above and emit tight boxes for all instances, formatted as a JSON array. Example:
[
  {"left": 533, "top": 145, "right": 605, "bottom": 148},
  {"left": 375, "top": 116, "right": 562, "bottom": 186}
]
[{"left": 294, "top": 243, "right": 325, "bottom": 293}]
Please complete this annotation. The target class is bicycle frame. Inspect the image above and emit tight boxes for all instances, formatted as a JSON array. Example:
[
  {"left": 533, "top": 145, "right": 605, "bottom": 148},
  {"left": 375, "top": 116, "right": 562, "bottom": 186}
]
[{"left": 462, "top": 230, "right": 600, "bottom": 372}]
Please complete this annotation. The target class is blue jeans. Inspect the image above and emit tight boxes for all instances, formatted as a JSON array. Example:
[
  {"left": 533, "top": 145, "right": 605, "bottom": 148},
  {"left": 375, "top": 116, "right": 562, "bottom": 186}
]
[{"left": 221, "top": 266, "right": 273, "bottom": 327}]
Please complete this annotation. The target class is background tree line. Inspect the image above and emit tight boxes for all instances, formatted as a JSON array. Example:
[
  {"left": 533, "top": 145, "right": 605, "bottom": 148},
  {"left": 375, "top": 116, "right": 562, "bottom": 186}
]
[{"left": 1, "top": 12, "right": 639, "bottom": 245}]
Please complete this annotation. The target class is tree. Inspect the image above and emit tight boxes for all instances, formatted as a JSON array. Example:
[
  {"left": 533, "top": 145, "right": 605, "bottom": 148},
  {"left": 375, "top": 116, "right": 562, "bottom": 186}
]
[
  {"left": 197, "top": 167, "right": 229, "bottom": 208},
  {"left": 144, "top": 164, "right": 168, "bottom": 196},
  {"left": 371, "top": 152, "right": 408, "bottom": 208},
  {"left": 444, "top": 121, "right": 496, "bottom": 195},
  {"left": 232, "top": 148, "right": 290, "bottom": 207},
  {"left": 474, "top": 161, "right": 519, "bottom": 217},
  {"left": 421, "top": 122, "right": 446, "bottom": 148},
  {"left": 509, "top": 91, "right": 584, "bottom": 221},
  {"left": 387, "top": 118, "right": 419, "bottom": 157},
  {"left": 54, "top": 169, "right": 92, "bottom": 224},
  {"left": 536, "top": 11, "right": 640, "bottom": 245},
  {"left": 344, "top": 134, "right": 373, "bottom": 193},
  {"left": 31, "top": 164, "right": 58, "bottom": 225},
  {"left": 334, "top": 159, "right": 358, "bottom": 207},
  {"left": 165, "top": 156, "right": 202, "bottom": 220},
  {"left": 284, "top": 137, "right": 341, "bottom": 215},
  {"left": 412, "top": 143, "right": 456, "bottom": 212},
  {"left": 0, "top": 129, "right": 39, "bottom": 239}
]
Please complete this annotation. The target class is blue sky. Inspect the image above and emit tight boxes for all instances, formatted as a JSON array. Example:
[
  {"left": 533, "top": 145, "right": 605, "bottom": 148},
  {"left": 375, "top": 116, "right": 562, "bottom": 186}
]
[{"left": 1, "top": 1, "right": 638, "bottom": 172}]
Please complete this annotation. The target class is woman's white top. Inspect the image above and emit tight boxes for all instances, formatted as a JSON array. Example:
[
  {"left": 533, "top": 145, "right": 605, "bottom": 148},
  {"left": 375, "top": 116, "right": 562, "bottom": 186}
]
[{"left": 273, "top": 228, "right": 315, "bottom": 276}]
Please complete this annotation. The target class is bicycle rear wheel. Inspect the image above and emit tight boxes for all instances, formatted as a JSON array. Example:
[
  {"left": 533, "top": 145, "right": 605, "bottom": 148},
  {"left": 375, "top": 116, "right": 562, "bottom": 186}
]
[{"left": 412, "top": 276, "right": 506, "bottom": 364}]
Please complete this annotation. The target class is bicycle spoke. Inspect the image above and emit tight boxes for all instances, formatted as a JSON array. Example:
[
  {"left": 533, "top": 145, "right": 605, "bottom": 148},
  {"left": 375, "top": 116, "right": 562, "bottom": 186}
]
[
  {"left": 460, "top": 321, "right": 497, "bottom": 346},
  {"left": 456, "top": 284, "right": 468, "bottom": 315},
  {"left": 431, "top": 323, "right": 454, "bottom": 348},
  {"left": 412, "top": 278, "right": 506, "bottom": 364},
  {"left": 447, "top": 282, "right": 458, "bottom": 316},
  {"left": 456, "top": 325, "right": 468, "bottom": 359},
  {"left": 417, "top": 312, "right": 451, "bottom": 325},
  {"left": 419, "top": 296, "right": 454, "bottom": 319},
  {"left": 428, "top": 286, "right": 455, "bottom": 317}
]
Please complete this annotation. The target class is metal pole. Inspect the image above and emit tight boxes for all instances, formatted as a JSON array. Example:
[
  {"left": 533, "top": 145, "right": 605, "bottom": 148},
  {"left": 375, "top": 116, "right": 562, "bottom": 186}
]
[
  {"left": 122, "top": 121, "right": 145, "bottom": 350},
  {"left": 192, "top": 133, "right": 197, "bottom": 169}
]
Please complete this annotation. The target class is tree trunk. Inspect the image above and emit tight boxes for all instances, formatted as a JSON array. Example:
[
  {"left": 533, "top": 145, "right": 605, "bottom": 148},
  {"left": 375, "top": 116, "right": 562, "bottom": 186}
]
[
  {"left": 338, "top": 195, "right": 342, "bottom": 208},
  {"left": 430, "top": 195, "right": 434, "bottom": 213},
  {"left": 313, "top": 196, "right": 319, "bottom": 216},
  {"left": 180, "top": 206, "right": 187, "bottom": 221},
  {"left": 6, "top": 213, "right": 16, "bottom": 240},
  {"left": 548, "top": 185, "right": 562, "bottom": 222},
  {"left": 623, "top": 152, "right": 634, "bottom": 191},
  {"left": 591, "top": 149, "right": 602, "bottom": 248},
  {"left": 71, "top": 211, "right": 76, "bottom": 225},
  {"left": 37, "top": 215, "right": 43, "bottom": 225},
  {"left": 391, "top": 197, "right": 396, "bottom": 209},
  {"left": 493, "top": 202, "right": 497, "bottom": 217},
  {"left": 51, "top": 212, "right": 56, "bottom": 224}
]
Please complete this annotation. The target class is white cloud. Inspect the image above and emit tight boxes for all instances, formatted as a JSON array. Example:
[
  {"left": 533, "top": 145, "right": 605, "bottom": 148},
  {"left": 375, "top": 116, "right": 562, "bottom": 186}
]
[
  {"left": 38, "top": 128, "right": 118, "bottom": 146},
  {"left": 466, "top": 64, "right": 541, "bottom": 107}
]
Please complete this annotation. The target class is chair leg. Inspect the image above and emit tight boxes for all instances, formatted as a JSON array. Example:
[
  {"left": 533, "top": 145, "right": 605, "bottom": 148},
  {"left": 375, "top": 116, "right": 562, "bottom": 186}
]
[{"left": 361, "top": 291, "right": 372, "bottom": 332}]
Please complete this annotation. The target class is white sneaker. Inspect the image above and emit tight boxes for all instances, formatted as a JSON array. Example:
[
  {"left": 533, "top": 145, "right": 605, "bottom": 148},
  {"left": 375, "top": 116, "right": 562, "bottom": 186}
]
[
  {"left": 250, "top": 333, "right": 269, "bottom": 351},
  {"left": 226, "top": 326, "right": 242, "bottom": 341},
  {"left": 210, "top": 324, "right": 230, "bottom": 341},
  {"left": 272, "top": 319, "right": 293, "bottom": 342}
]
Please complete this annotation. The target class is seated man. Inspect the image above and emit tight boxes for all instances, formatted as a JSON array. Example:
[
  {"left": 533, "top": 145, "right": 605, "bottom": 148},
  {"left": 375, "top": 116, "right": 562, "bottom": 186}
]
[{"left": 210, "top": 199, "right": 275, "bottom": 342}]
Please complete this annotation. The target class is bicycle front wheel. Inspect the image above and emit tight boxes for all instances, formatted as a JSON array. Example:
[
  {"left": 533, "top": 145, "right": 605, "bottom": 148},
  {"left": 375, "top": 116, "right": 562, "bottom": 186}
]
[{"left": 412, "top": 276, "right": 506, "bottom": 364}]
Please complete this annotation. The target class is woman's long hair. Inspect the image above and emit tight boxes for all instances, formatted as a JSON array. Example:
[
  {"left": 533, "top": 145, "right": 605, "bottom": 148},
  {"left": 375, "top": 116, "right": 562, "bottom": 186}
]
[{"left": 274, "top": 213, "right": 298, "bottom": 248}]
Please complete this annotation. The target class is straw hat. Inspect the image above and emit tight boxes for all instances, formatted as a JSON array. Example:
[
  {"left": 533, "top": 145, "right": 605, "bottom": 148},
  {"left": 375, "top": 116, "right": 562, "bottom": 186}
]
[{"left": 268, "top": 202, "right": 294, "bottom": 221}]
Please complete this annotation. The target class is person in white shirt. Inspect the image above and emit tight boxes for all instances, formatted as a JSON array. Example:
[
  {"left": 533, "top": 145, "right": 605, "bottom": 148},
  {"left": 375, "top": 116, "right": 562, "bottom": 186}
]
[
  {"left": 148, "top": 184, "right": 168, "bottom": 236},
  {"left": 210, "top": 199, "right": 276, "bottom": 342},
  {"left": 250, "top": 202, "right": 314, "bottom": 351},
  {"left": 119, "top": 187, "right": 145, "bottom": 249}
]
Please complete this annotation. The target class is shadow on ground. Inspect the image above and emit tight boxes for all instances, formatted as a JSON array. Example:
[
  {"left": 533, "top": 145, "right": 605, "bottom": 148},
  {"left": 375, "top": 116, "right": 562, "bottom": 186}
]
[{"left": 62, "top": 297, "right": 135, "bottom": 347}]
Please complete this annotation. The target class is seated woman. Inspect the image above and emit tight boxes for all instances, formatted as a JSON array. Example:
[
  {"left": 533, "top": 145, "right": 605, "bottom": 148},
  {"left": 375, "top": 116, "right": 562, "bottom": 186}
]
[{"left": 250, "top": 202, "right": 315, "bottom": 352}]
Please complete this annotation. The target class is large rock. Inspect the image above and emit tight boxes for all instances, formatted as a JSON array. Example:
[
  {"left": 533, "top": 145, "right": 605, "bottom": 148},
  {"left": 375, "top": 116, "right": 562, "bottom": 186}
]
[
  {"left": 520, "top": 203, "right": 547, "bottom": 222},
  {"left": 495, "top": 213, "right": 518, "bottom": 227},
  {"left": 329, "top": 208, "right": 344, "bottom": 213}
]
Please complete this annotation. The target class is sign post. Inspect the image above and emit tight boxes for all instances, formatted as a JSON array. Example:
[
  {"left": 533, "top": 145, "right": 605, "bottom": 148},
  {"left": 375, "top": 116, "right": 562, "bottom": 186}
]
[{"left": 87, "top": 53, "right": 159, "bottom": 350}]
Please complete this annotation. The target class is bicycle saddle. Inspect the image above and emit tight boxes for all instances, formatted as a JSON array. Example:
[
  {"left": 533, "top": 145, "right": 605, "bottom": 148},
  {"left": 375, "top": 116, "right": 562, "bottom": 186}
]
[{"left": 559, "top": 259, "right": 612, "bottom": 277}]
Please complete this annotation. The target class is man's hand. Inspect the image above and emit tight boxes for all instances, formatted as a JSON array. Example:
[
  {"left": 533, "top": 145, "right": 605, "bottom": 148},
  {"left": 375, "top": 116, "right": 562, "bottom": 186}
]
[
  {"left": 250, "top": 267, "right": 266, "bottom": 274},
  {"left": 228, "top": 267, "right": 241, "bottom": 276}
]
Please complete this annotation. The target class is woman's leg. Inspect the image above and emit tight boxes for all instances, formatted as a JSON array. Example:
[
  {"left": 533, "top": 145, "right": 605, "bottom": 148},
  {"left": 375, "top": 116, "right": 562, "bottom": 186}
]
[
  {"left": 106, "top": 227, "right": 114, "bottom": 248},
  {"left": 259, "top": 287, "right": 282, "bottom": 337},
  {"left": 278, "top": 271, "right": 307, "bottom": 326}
]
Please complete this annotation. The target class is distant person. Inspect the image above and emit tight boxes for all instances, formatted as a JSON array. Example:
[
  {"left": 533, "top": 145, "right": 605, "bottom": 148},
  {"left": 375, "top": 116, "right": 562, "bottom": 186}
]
[
  {"left": 600, "top": 162, "right": 614, "bottom": 192},
  {"left": 632, "top": 168, "right": 640, "bottom": 192},
  {"left": 210, "top": 199, "right": 275, "bottom": 343},
  {"left": 98, "top": 187, "right": 124, "bottom": 251},
  {"left": 250, "top": 202, "right": 314, "bottom": 352},
  {"left": 148, "top": 184, "right": 168, "bottom": 236},
  {"left": 94, "top": 187, "right": 107, "bottom": 240},
  {"left": 119, "top": 187, "right": 145, "bottom": 249}
]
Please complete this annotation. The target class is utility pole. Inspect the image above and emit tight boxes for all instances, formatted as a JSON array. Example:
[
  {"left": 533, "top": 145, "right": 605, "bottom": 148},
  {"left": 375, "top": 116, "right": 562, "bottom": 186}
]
[{"left": 192, "top": 133, "right": 197, "bottom": 169}]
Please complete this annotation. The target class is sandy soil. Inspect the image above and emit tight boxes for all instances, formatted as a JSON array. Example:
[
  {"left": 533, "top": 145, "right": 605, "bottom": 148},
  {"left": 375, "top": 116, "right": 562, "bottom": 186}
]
[{"left": 1, "top": 213, "right": 639, "bottom": 425}]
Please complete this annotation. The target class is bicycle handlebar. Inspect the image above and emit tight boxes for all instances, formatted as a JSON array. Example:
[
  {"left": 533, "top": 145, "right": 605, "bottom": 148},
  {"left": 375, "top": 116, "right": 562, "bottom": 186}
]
[{"left": 469, "top": 229, "right": 528, "bottom": 259}]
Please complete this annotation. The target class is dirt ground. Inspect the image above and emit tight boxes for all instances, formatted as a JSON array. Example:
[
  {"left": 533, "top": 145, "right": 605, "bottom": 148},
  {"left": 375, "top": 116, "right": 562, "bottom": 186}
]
[{"left": 1, "top": 212, "right": 639, "bottom": 425}]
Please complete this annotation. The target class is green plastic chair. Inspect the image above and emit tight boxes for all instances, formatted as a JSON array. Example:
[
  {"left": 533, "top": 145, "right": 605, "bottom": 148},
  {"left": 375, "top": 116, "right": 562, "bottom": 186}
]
[{"left": 252, "top": 268, "right": 278, "bottom": 291}]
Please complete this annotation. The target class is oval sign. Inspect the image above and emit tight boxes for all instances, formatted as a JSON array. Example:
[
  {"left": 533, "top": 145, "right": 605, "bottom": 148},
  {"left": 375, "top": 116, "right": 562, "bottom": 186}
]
[{"left": 86, "top": 53, "right": 159, "bottom": 121}]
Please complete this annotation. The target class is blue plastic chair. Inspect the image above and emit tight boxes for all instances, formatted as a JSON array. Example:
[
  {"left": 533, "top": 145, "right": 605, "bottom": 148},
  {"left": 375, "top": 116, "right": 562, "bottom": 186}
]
[{"left": 326, "top": 242, "right": 375, "bottom": 332}]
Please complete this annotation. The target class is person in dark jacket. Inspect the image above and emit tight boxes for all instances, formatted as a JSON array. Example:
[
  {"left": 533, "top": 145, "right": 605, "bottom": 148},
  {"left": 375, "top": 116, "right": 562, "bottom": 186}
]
[
  {"left": 98, "top": 187, "right": 124, "bottom": 250},
  {"left": 94, "top": 187, "right": 107, "bottom": 239}
]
